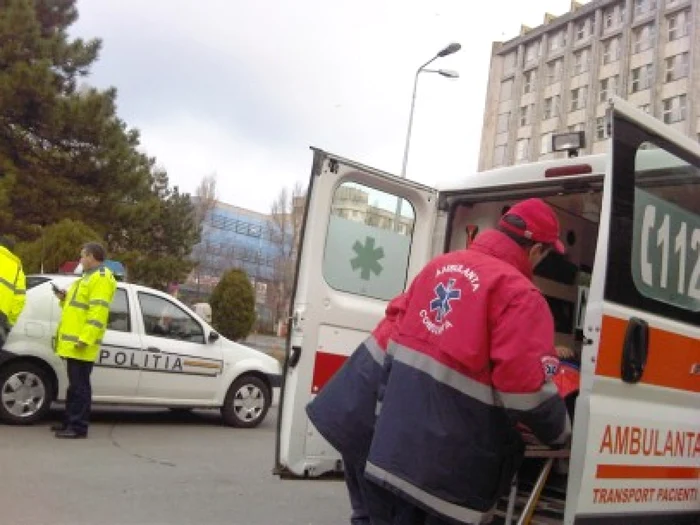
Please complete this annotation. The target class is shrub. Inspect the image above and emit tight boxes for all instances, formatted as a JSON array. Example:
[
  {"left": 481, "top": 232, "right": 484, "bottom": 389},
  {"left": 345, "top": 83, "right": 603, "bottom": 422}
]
[{"left": 210, "top": 268, "right": 256, "bottom": 341}]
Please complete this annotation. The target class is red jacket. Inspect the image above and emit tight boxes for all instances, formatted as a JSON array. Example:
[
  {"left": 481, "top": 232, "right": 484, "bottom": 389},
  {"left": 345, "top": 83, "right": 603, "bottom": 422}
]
[{"left": 365, "top": 230, "right": 570, "bottom": 524}]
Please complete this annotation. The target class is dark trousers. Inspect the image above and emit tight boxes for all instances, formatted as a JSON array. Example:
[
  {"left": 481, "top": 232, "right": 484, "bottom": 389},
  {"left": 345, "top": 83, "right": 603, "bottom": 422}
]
[
  {"left": 64, "top": 358, "right": 93, "bottom": 435},
  {"left": 343, "top": 455, "right": 426, "bottom": 525}
]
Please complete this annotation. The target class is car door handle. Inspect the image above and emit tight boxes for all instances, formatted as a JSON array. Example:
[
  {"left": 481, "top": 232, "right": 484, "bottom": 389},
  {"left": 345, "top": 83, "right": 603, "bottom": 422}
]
[{"left": 146, "top": 346, "right": 162, "bottom": 353}]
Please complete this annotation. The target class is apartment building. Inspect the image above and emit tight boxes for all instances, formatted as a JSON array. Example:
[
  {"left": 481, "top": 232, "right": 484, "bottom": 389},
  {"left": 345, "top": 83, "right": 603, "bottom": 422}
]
[{"left": 478, "top": 0, "right": 699, "bottom": 170}]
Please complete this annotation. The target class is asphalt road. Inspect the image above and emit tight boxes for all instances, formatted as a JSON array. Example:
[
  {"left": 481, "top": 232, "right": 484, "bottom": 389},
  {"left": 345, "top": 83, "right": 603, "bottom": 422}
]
[{"left": 0, "top": 395, "right": 349, "bottom": 525}]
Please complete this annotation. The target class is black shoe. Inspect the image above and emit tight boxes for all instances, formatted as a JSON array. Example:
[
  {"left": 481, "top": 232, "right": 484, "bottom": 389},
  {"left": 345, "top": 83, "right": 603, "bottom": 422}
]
[
  {"left": 50, "top": 424, "right": 67, "bottom": 432},
  {"left": 54, "top": 429, "right": 87, "bottom": 439}
]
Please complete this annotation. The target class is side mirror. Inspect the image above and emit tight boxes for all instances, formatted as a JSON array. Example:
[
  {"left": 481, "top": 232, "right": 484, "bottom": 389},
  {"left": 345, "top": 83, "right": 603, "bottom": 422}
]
[{"left": 208, "top": 331, "right": 220, "bottom": 343}]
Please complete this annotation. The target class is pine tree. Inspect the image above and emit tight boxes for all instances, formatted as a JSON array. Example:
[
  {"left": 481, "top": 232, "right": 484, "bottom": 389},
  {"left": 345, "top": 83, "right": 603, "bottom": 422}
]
[{"left": 0, "top": 0, "right": 200, "bottom": 285}]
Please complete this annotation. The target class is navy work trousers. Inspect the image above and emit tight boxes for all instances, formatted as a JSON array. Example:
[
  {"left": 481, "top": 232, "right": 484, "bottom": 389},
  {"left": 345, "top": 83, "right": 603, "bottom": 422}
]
[{"left": 64, "top": 358, "right": 94, "bottom": 435}]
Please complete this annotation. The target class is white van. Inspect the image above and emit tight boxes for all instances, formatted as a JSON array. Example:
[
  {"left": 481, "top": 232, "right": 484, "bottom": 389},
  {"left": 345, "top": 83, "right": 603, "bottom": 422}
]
[{"left": 275, "top": 98, "right": 700, "bottom": 524}]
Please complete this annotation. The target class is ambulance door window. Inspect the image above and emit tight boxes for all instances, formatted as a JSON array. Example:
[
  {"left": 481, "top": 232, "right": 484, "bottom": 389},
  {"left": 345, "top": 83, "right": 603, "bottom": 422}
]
[
  {"left": 323, "top": 181, "right": 415, "bottom": 300},
  {"left": 606, "top": 138, "right": 700, "bottom": 323},
  {"left": 138, "top": 293, "right": 206, "bottom": 344},
  {"left": 107, "top": 289, "right": 131, "bottom": 332}
]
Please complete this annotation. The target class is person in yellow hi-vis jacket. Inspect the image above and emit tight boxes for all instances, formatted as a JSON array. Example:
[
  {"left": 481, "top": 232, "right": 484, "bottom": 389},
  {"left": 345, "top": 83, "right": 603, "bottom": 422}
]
[
  {"left": 0, "top": 236, "right": 26, "bottom": 345},
  {"left": 52, "top": 242, "right": 116, "bottom": 439}
]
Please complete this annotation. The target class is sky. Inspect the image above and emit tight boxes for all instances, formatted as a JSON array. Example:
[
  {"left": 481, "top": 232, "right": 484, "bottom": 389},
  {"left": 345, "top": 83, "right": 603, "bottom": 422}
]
[{"left": 71, "top": 0, "right": 583, "bottom": 214}]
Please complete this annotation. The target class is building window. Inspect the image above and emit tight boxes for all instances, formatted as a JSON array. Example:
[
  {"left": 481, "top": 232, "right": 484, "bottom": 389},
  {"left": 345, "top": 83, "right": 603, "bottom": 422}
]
[
  {"left": 570, "top": 86, "right": 588, "bottom": 111},
  {"left": 633, "top": 23, "right": 655, "bottom": 53},
  {"left": 496, "top": 112, "right": 510, "bottom": 133},
  {"left": 523, "top": 70, "right": 537, "bottom": 94},
  {"left": 602, "top": 37, "right": 621, "bottom": 65},
  {"left": 631, "top": 64, "right": 653, "bottom": 92},
  {"left": 549, "top": 30, "right": 567, "bottom": 54},
  {"left": 503, "top": 52, "right": 517, "bottom": 73},
  {"left": 500, "top": 79, "right": 513, "bottom": 100},
  {"left": 576, "top": 18, "right": 593, "bottom": 41},
  {"left": 603, "top": 3, "right": 626, "bottom": 32},
  {"left": 568, "top": 123, "right": 585, "bottom": 133},
  {"left": 634, "top": 0, "right": 657, "bottom": 19},
  {"left": 599, "top": 75, "right": 619, "bottom": 103},
  {"left": 520, "top": 105, "right": 533, "bottom": 126},
  {"left": 665, "top": 53, "right": 689, "bottom": 82},
  {"left": 516, "top": 139, "right": 530, "bottom": 162},
  {"left": 525, "top": 41, "right": 541, "bottom": 64},
  {"left": 662, "top": 95, "right": 687, "bottom": 124},
  {"left": 573, "top": 48, "right": 590, "bottom": 75},
  {"left": 540, "top": 133, "right": 553, "bottom": 155},
  {"left": 595, "top": 117, "right": 608, "bottom": 141},
  {"left": 493, "top": 145, "right": 507, "bottom": 167},
  {"left": 543, "top": 95, "right": 560, "bottom": 120},
  {"left": 668, "top": 10, "right": 690, "bottom": 41},
  {"left": 547, "top": 58, "right": 563, "bottom": 84}
]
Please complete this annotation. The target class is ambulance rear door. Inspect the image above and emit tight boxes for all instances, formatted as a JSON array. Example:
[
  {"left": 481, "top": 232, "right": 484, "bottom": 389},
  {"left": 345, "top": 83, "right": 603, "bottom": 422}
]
[
  {"left": 565, "top": 97, "right": 700, "bottom": 524},
  {"left": 275, "top": 148, "right": 438, "bottom": 478}
]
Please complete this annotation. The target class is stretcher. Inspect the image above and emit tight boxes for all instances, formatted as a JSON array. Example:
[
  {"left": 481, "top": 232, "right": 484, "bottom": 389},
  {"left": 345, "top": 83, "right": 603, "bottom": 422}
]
[{"left": 502, "top": 445, "right": 571, "bottom": 525}]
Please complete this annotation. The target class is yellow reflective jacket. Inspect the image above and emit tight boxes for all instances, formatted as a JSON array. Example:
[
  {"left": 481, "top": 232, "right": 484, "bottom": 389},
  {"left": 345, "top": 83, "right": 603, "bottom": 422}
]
[
  {"left": 56, "top": 265, "right": 117, "bottom": 362},
  {"left": 0, "top": 246, "right": 26, "bottom": 326}
]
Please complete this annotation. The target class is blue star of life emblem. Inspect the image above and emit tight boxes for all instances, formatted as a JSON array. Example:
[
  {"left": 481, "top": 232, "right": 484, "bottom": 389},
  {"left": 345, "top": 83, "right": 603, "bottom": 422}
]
[{"left": 430, "top": 278, "right": 462, "bottom": 322}]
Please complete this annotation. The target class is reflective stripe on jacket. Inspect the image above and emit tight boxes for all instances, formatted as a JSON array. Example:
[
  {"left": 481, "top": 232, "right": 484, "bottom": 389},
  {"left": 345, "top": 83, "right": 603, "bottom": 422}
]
[
  {"left": 56, "top": 265, "right": 117, "bottom": 362},
  {"left": 0, "top": 246, "right": 26, "bottom": 326},
  {"left": 365, "top": 230, "right": 570, "bottom": 524}
]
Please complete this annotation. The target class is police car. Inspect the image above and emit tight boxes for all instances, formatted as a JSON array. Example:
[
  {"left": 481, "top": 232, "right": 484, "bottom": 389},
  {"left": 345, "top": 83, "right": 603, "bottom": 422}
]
[{"left": 0, "top": 274, "right": 281, "bottom": 428}]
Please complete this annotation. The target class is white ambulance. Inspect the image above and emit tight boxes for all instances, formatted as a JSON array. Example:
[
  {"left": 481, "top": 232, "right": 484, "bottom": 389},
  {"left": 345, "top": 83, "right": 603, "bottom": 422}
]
[{"left": 275, "top": 98, "right": 700, "bottom": 524}]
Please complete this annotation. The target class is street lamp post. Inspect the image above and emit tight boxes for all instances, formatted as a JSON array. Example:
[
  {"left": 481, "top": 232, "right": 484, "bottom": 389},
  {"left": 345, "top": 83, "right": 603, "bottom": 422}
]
[
  {"left": 393, "top": 44, "right": 461, "bottom": 233},
  {"left": 400, "top": 42, "right": 461, "bottom": 179}
]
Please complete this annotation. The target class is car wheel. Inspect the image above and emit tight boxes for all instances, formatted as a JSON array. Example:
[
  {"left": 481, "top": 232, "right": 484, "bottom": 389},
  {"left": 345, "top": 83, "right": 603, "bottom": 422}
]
[
  {"left": 0, "top": 362, "right": 54, "bottom": 425},
  {"left": 221, "top": 375, "right": 270, "bottom": 428}
]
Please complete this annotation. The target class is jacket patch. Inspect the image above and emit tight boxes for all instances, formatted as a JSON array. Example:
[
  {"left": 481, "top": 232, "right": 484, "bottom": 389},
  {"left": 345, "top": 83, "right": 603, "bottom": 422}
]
[
  {"left": 430, "top": 278, "right": 462, "bottom": 322},
  {"left": 541, "top": 355, "right": 560, "bottom": 380},
  {"left": 419, "top": 278, "right": 463, "bottom": 335}
]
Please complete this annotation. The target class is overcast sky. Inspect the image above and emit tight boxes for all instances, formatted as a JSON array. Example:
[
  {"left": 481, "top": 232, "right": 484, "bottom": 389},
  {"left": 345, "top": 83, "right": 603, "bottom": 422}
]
[{"left": 71, "top": 0, "right": 582, "bottom": 214}]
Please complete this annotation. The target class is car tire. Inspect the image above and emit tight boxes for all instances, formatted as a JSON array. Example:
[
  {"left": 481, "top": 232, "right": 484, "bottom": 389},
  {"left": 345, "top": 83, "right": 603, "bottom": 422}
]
[
  {"left": 0, "top": 361, "right": 54, "bottom": 425},
  {"left": 221, "top": 374, "right": 270, "bottom": 428}
]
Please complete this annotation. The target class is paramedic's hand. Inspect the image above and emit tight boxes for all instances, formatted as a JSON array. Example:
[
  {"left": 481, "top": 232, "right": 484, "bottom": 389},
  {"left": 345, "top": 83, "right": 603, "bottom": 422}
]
[
  {"left": 555, "top": 345, "right": 575, "bottom": 360},
  {"left": 53, "top": 287, "right": 66, "bottom": 301}
]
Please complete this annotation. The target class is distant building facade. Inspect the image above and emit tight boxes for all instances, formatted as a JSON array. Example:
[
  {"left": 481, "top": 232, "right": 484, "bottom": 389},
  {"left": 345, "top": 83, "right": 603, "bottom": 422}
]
[{"left": 479, "top": 0, "right": 699, "bottom": 170}]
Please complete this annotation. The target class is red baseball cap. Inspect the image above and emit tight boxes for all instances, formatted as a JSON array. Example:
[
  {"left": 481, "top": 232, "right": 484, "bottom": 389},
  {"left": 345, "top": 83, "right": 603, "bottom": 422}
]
[{"left": 498, "top": 198, "right": 565, "bottom": 254}]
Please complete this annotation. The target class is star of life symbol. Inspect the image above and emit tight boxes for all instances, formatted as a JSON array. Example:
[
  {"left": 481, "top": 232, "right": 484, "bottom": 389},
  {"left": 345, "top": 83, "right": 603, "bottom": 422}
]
[
  {"left": 430, "top": 278, "right": 461, "bottom": 322},
  {"left": 350, "top": 236, "right": 384, "bottom": 281}
]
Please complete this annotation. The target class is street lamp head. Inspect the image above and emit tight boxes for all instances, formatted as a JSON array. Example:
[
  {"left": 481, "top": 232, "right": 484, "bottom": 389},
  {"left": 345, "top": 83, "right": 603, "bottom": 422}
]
[
  {"left": 437, "top": 69, "right": 459, "bottom": 79},
  {"left": 437, "top": 42, "right": 462, "bottom": 57}
]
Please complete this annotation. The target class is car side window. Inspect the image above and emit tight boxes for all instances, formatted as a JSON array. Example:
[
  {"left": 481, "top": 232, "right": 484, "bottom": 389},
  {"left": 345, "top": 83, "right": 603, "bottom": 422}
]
[
  {"left": 107, "top": 289, "right": 131, "bottom": 332},
  {"left": 138, "top": 292, "right": 205, "bottom": 344}
]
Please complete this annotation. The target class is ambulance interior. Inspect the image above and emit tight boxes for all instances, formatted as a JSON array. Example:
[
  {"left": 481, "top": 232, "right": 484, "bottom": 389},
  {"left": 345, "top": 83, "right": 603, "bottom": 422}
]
[{"left": 443, "top": 187, "right": 603, "bottom": 523}]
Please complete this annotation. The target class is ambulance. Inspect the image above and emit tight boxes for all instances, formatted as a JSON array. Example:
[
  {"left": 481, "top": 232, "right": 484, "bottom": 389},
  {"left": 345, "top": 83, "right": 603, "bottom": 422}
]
[{"left": 274, "top": 98, "right": 700, "bottom": 524}]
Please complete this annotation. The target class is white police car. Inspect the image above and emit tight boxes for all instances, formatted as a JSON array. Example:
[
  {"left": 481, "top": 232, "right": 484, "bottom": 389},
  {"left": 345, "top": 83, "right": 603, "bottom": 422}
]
[{"left": 0, "top": 275, "right": 281, "bottom": 428}]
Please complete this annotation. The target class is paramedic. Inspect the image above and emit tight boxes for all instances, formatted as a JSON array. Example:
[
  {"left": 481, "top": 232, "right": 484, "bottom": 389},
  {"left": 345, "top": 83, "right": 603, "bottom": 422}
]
[
  {"left": 52, "top": 242, "right": 117, "bottom": 439},
  {"left": 308, "top": 198, "right": 571, "bottom": 524},
  {"left": 0, "top": 236, "right": 26, "bottom": 346},
  {"left": 364, "top": 198, "right": 571, "bottom": 524}
]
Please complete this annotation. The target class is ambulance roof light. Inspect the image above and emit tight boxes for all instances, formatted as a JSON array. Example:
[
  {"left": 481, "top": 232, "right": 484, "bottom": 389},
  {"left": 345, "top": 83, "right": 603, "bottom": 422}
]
[
  {"left": 552, "top": 131, "right": 586, "bottom": 158},
  {"left": 544, "top": 164, "right": 593, "bottom": 178}
]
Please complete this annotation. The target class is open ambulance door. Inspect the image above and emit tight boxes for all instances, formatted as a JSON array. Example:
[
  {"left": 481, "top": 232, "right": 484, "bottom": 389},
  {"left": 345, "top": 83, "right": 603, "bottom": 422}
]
[
  {"left": 565, "top": 97, "right": 700, "bottom": 524},
  {"left": 275, "top": 148, "right": 438, "bottom": 478}
]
